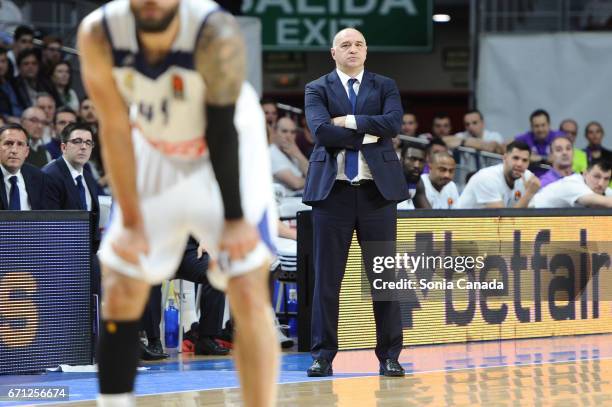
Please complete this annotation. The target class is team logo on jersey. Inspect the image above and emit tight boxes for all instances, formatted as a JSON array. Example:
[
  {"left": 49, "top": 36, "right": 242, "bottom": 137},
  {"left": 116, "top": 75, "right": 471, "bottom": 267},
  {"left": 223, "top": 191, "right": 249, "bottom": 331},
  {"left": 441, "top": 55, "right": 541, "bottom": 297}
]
[
  {"left": 172, "top": 74, "right": 184, "bottom": 99},
  {"left": 124, "top": 71, "right": 133, "bottom": 90},
  {"left": 515, "top": 190, "right": 522, "bottom": 200},
  {"left": 447, "top": 197, "right": 453, "bottom": 207}
]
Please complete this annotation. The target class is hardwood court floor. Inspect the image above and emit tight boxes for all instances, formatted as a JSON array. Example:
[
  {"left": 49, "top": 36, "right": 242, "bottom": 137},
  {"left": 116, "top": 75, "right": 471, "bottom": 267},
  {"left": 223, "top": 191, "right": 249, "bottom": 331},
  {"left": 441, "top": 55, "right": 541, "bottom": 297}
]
[{"left": 3, "top": 334, "right": 612, "bottom": 406}]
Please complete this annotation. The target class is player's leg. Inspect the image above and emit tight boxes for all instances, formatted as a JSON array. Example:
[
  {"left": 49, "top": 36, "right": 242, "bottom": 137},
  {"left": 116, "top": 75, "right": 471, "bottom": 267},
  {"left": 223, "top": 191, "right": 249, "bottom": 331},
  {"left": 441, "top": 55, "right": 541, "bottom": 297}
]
[
  {"left": 97, "top": 267, "right": 150, "bottom": 407},
  {"left": 226, "top": 260, "right": 278, "bottom": 407}
]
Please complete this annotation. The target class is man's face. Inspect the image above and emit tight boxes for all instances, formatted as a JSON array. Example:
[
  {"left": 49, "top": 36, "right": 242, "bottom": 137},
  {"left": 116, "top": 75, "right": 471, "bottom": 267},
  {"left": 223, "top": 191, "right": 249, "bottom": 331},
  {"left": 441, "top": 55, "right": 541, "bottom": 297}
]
[
  {"left": 14, "top": 34, "right": 33, "bottom": 55},
  {"left": 43, "top": 41, "right": 62, "bottom": 65},
  {"left": 584, "top": 165, "right": 611, "bottom": 195},
  {"left": 36, "top": 96, "right": 55, "bottom": 121},
  {"left": 19, "top": 54, "right": 39, "bottom": 80},
  {"left": 0, "top": 53, "right": 8, "bottom": 77},
  {"left": 429, "top": 155, "right": 456, "bottom": 189},
  {"left": 262, "top": 103, "right": 278, "bottom": 126},
  {"left": 464, "top": 113, "right": 484, "bottom": 138},
  {"left": 560, "top": 121, "right": 578, "bottom": 144},
  {"left": 432, "top": 117, "right": 451, "bottom": 138},
  {"left": 331, "top": 29, "right": 367, "bottom": 72},
  {"left": 530, "top": 114, "right": 550, "bottom": 141},
  {"left": 402, "top": 148, "right": 425, "bottom": 182},
  {"left": 62, "top": 129, "right": 93, "bottom": 168},
  {"left": 549, "top": 137, "right": 573, "bottom": 168},
  {"left": 79, "top": 99, "right": 98, "bottom": 124},
  {"left": 401, "top": 114, "right": 417, "bottom": 136},
  {"left": 21, "top": 108, "right": 47, "bottom": 140},
  {"left": 0, "top": 129, "right": 29, "bottom": 173},
  {"left": 586, "top": 123, "right": 604, "bottom": 146},
  {"left": 130, "top": 0, "right": 180, "bottom": 33},
  {"left": 503, "top": 148, "right": 530, "bottom": 180},
  {"left": 274, "top": 118, "right": 297, "bottom": 145},
  {"left": 54, "top": 112, "right": 77, "bottom": 137}
]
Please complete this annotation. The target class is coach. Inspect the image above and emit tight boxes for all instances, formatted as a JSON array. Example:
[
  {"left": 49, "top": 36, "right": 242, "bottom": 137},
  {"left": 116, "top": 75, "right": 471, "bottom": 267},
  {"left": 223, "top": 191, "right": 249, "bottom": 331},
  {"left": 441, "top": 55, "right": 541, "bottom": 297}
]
[{"left": 303, "top": 28, "right": 408, "bottom": 377}]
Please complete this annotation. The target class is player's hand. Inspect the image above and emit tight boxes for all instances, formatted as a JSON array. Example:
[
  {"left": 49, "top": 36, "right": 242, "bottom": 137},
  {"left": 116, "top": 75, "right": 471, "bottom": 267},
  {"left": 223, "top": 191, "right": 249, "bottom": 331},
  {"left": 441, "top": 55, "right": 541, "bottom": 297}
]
[
  {"left": 111, "top": 222, "right": 149, "bottom": 265},
  {"left": 524, "top": 175, "right": 541, "bottom": 195},
  {"left": 332, "top": 116, "right": 346, "bottom": 127},
  {"left": 219, "top": 219, "right": 260, "bottom": 261}
]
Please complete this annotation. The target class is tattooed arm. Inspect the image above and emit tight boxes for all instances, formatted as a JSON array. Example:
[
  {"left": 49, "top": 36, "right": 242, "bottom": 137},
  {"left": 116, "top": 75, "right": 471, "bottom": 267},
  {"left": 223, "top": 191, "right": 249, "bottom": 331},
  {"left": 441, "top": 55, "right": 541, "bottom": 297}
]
[{"left": 195, "top": 12, "right": 260, "bottom": 260}]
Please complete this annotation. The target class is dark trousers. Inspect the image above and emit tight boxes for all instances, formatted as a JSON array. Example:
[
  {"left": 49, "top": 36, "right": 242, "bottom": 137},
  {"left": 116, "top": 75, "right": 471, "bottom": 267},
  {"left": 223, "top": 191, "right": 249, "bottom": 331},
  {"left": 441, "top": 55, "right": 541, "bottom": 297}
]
[
  {"left": 140, "top": 237, "right": 225, "bottom": 340},
  {"left": 310, "top": 181, "right": 402, "bottom": 363}
]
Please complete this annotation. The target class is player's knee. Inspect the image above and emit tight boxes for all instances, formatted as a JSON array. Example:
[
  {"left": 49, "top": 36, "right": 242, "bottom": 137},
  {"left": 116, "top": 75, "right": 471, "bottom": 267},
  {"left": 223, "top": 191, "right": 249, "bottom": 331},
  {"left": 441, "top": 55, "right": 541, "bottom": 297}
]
[
  {"left": 102, "top": 274, "right": 149, "bottom": 319},
  {"left": 228, "top": 271, "right": 270, "bottom": 317}
]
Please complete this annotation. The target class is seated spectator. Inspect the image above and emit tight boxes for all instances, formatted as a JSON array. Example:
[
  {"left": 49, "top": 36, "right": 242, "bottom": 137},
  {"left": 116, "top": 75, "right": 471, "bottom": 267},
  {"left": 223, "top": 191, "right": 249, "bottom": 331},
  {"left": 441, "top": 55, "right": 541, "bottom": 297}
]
[
  {"left": 21, "top": 106, "right": 51, "bottom": 167},
  {"left": 397, "top": 144, "right": 431, "bottom": 210},
  {"left": 531, "top": 159, "right": 612, "bottom": 208},
  {"left": 422, "top": 152, "right": 459, "bottom": 209},
  {"left": 423, "top": 137, "right": 448, "bottom": 174},
  {"left": 40, "top": 35, "right": 63, "bottom": 78},
  {"left": 35, "top": 92, "right": 55, "bottom": 143},
  {"left": 45, "top": 107, "right": 78, "bottom": 159},
  {"left": 269, "top": 117, "right": 308, "bottom": 192},
  {"left": 450, "top": 110, "right": 504, "bottom": 153},
  {"left": 0, "top": 123, "right": 47, "bottom": 210},
  {"left": 261, "top": 98, "right": 278, "bottom": 138},
  {"left": 0, "top": 47, "right": 22, "bottom": 119},
  {"left": 395, "top": 112, "right": 418, "bottom": 157},
  {"left": 419, "top": 112, "right": 452, "bottom": 141},
  {"left": 559, "top": 118, "right": 588, "bottom": 174},
  {"left": 7, "top": 25, "right": 34, "bottom": 77},
  {"left": 50, "top": 61, "right": 79, "bottom": 112},
  {"left": 13, "top": 49, "right": 54, "bottom": 110},
  {"left": 540, "top": 135, "right": 574, "bottom": 187},
  {"left": 515, "top": 109, "right": 563, "bottom": 176},
  {"left": 457, "top": 140, "right": 540, "bottom": 208},
  {"left": 583, "top": 121, "right": 612, "bottom": 164}
]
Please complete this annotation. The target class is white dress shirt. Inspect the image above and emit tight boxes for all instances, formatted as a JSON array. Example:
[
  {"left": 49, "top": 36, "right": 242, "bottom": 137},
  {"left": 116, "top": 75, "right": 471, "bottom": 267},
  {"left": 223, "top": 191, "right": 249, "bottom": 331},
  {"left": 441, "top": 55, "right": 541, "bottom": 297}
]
[
  {"left": 64, "top": 157, "right": 92, "bottom": 211},
  {"left": 1, "top": 164, "right": 31, "bottom": 210},
  {"left": 334, "top": 68, "right": 377, "bottom": 182}
]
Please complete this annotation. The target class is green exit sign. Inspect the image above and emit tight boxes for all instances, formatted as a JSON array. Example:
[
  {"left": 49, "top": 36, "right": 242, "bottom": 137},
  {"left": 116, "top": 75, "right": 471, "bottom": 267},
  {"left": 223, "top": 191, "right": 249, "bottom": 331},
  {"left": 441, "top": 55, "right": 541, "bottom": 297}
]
[{"left": 242, "top": 0, "right": 433, "bottom": 52}]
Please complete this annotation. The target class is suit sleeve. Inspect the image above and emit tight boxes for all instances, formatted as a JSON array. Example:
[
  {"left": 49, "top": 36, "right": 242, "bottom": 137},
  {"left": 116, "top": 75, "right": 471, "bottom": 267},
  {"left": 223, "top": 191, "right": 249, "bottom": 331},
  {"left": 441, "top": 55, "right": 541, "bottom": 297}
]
[
  {"left": 305, "top": 83, "right": 363, "bottom": 150},
  {"left": 353, "top": 78, "right": 402, "bottom": 138}
]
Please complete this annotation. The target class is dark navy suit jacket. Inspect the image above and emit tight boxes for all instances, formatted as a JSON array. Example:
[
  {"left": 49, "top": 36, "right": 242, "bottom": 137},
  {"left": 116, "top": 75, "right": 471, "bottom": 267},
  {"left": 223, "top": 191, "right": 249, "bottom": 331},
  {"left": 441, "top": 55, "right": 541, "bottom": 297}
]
[
  {"left": 43, "top": 157, "right": 100, "bottom": 241},
  {"left": 0, "top": 163, "right": 48, "bottom": 210},
  {"left": 302, "top": 70, "right": 409, "bottom": 204}
]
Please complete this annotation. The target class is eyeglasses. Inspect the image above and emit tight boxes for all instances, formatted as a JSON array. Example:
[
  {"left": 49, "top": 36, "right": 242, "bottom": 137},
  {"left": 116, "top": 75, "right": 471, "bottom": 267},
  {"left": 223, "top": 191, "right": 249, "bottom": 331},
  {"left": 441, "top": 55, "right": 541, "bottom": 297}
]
[{"left": 67, "top": 138, "right": 95, "bottom": 148}]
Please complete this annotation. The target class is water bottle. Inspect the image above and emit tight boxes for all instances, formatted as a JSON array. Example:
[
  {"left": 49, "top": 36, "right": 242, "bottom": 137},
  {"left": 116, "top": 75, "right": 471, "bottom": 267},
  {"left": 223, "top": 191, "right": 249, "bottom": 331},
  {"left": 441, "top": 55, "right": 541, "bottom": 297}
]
[
  {"left": 164, "top": 299, "right": 179, "bottom": 349},
  {"left": 287, "top": 288, "right": 298, "bottom": 338}
]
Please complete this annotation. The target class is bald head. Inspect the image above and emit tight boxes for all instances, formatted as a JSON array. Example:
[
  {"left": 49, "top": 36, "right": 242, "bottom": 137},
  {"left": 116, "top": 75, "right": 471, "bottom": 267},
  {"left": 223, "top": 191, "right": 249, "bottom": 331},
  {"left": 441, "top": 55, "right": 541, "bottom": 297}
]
[
  {"left": 430, "top": 151, "right": 454, "bottom": 165},
  {"left": 331, "top": 27, "right": 367, "bottom": 76},
  {"left": 21, "top": 106, "right": 47, "bottom": 141},
  {"left": 429, "top": 152, "right": 456, "bottom": 190}
]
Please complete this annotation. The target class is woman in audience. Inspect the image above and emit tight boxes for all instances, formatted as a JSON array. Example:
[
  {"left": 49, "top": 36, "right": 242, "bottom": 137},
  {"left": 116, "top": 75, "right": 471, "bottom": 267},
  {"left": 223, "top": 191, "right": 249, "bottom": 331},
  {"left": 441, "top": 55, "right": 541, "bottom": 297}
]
[
  {"left": 50, "top": 61, "right": 79, "bottom": 111},
  {"left": 584, "top": 121, "right": 612, "bottom": 164}
]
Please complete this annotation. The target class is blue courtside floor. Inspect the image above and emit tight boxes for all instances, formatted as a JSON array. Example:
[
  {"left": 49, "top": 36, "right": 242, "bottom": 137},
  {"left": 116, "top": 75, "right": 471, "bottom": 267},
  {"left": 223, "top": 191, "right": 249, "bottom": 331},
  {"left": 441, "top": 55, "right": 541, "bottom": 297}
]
[{"left": 2, "top": 334, "right": 612, "bottom": 405}]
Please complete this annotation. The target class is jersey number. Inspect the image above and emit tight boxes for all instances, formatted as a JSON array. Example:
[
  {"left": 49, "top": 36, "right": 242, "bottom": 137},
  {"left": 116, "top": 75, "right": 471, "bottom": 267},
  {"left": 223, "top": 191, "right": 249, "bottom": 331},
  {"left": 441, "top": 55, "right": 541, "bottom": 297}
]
[{"left": 138, "top": 99, "right": 169, "bottom": 124}]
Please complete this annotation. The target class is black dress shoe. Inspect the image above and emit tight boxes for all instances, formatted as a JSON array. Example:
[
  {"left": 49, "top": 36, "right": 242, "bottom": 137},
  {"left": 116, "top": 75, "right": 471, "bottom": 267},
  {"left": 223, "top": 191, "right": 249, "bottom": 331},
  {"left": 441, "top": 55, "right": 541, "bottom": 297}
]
[
  {"left": 140, "top": 341, "right": 168, "bottom": 361},
  {"left": 195, "top": 337, "right": 230, "bottom": 356},
  {"left": 379, "top": 359, "right": 405, "bottom": 377},
  {"left": 147, "top": 338, "right": 169, "bottom": 358},
  {"left": 307, "top": 359, "right": 333, "bottom": 377}
]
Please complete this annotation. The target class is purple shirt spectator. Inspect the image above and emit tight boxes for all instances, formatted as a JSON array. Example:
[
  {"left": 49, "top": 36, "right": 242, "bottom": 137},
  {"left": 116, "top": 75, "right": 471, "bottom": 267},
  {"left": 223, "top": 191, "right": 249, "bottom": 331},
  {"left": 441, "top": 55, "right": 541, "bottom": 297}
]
[{"left": 539, "top": 168, "right": 567, "bottom": 188}]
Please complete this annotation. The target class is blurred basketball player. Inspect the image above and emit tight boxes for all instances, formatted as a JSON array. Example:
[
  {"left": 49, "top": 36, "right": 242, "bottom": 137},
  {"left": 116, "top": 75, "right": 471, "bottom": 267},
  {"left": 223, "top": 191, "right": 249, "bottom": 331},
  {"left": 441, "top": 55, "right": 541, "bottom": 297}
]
[{"left": 77, "top": 1, "right": 278, "bottom": 406}]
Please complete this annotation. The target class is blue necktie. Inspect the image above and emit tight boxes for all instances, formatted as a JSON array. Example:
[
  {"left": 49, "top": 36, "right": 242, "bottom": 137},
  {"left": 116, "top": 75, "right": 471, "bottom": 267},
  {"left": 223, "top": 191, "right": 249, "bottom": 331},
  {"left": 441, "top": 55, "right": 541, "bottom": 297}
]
[
  {"left": 8, "top": 175, "right": 20, "bottom": 210},
  {"left": 345, "top": 78, "right": 358, "bottom": 180},
  {"left": 76, "top": 175, "right": 87, "bottom": 210}
]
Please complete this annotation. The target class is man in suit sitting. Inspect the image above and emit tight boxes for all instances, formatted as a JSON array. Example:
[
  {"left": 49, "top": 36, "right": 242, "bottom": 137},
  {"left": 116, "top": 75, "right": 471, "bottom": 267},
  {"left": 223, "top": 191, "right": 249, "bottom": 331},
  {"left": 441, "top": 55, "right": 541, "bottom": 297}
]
[
  {"left": 43, "top": 122, "right": 100, "bottom": 292},
  {"left": 0, "top": 123, "right": 47, "bottom": 210},
  {"left": 303, "top": 28, "right": 409, "bottom": 378}
]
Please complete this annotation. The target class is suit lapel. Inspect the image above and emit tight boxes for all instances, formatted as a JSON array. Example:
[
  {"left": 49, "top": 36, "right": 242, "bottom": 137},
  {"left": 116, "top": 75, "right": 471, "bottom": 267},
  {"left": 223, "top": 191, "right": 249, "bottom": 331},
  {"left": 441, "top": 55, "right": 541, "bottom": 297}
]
[
  {"left": 0, "top": 176, "right": 7, "bottom": 209},
  {"left": 21, "top": 167, "right": 35, "bottom": 208},
  {"left": 355, "top": 70, "right": 374, "bottom": 114},
  {"left": 58, "top": 159, "right": 81, "bottom": 208},
  {"left": 326, "top": 71, "right": 353, "bottom": 115}
]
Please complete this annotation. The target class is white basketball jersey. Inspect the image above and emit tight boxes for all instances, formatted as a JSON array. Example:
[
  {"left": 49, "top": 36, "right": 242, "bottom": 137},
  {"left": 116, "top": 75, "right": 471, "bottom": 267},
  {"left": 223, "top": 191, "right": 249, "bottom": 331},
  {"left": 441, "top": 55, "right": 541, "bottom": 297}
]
[{"left": 102, "top": 0, "right": 219, "bottom": 160}]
